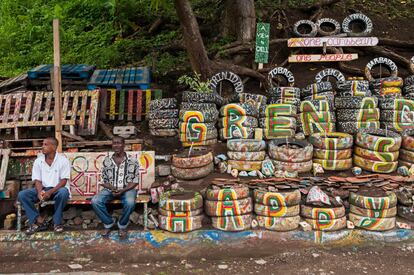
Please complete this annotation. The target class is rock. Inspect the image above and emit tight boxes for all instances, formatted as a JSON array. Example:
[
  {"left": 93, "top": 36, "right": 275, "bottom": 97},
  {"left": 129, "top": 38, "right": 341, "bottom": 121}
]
[
  {"left": 227, "top": 164, "right": 232, "bottom": 174},
  {"left": 248, "top": 170, "right": 257, "bottom": 177},
  {"left": 312, "top": 253, "right": 320, "bottom": 258},
  {"left": 218, "top": 162, "right": 228, "bottom": 173},
  {"left": 238, "top": 171, "right": 248, "bottom": 177},
  {"left": 3, "top": 216, "right": 15, "bottom": 230},
  {"left": 218, "top": 264, "right": 228, "bottom": 270},
  {"left": 251, "top": 219, "right": 258, "bottom": 229},
  {"left": 255, "top": 259, "right": 267, "bottom": 265},
  {"left": 63, "top": 207, "right": 77, "bottom": 220},
  {"left": 129, "top": 211, "right": 140, "bottom": 224},
  {"left": 312, "top": 163, "right": 324, "bottom": 176},
  {"left": 398, "top": 166, "right": 410, "bottom": 177},
  {"left": 68, "top": 264, "right": 83, "bottom": 270},
  {"left": 299, "top": 221, "right": 312, "bottom": 232},
  {"left": 156, "top": 164, "right": 171, "bottom": 177},
  {"left": 295, "top": 132, "right": 306, "bottom": 140},
  {"left": 82, "top": 223, "right": 88, "bottom": 229},
  {"left": 306, "top": 186, "right": 331, "bottom": 205},
  {"left": 284, "top": 170, "right": 298, "bottom": 178},
  {"left": 397, "top": 222, "right": 411, "bottom": 229},
  {"left": 231, "top": 169, "right": 239, "bottom": 178},
  {"left": 66, "top": 219, "right": 74, "bottom": 226},
  {"left": 216, "top": 154, "right": 227, "bottom": 162},
  {"left": 81, "top": 210, "right": 96, "bottom": 220},
  {"left": 83, "top": 219, "right": 91, "bottom": 225},
  {"left": 185, "top": 263, "right": 193, "bottom": 269},
  {"left": 73, "top": 217, "right": 83, "bottom": 226},
  {"left": 352, "top": 166, "right": 362, "bottom": 176},
  {"left": 257, "top": 170, "right": 265, "bottom": 179},
  {"left": 347, "top": 220, "right": 355, "bottom": 229}
]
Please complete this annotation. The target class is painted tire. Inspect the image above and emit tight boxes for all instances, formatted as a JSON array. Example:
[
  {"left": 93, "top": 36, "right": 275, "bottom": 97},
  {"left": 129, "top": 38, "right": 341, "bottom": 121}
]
[
  {"left": 150, "top": 128, "right": 178, "bottom": 137},
  {"left": 219, "top": 103, "right": 259, "bottom": 117},
  {"left": 301, "top": 205, "right": 346, "bottom": 219},
  {"left": 336, "top": 121, "right": 379, "bottom": 134},
  {"left": 349, "top": 213, "right": 395, "bottom": 231},
  {"left": 353, "top": 155, "right": 398, "bottom": 173},
  {"left": 227, "top": 160, "right": 262, "bottom": 171},
  {"left": 336, "top": 108, "right": 380, "bottom": 122},
  {"left": 179, "top": 122, "right": 215, "bottom": 131},
  {"left": 268, "top": 87, "right": 301, "bottom": 99},
  {"left": 299, "top": 122, "right": 336, "bottom": 136},
  {"left": 264, "top": 128, "right": 296, "bottom": 139},
  {"left": 350, "top": 205, "right": 397, "bottom": 219},
  {"left": 355, "top": 128, "right": 401, "bottom": 152},
  {"left": 227, "top": 150, "right": 266, "bottom": 161},
  {"left": 158, "top": 214, "right": 204, "bottom": 233},
  {"left": 404, "top": 85, "right": 414, "bottom": 95},
  {"left": 397, "top": 205, "right": 414, "bottom": 222},
  {"left": 313, "top": 158, "right": 352, "bottom": 171},
  {"left": 335, "top": 97, "right": 378, "bottom": 109},
  {"left": 380, "top": 122, "right": 414, "bottom": 133},
  {"left": 380, "top": 110, "right": 414, "bottom": 122},
  {"left": 268, "top": 138, "right": 313, "bottom": 162},
  {"left": 268, "top": 67, "right": 295, "bottom": 87},
  {"left": 405, "top": 75, "right": 414, "bottom": 86},
  {"left": 313, "top": 148, "right": 352, "bottom": 160},
  {"left": 271, "top": 159, "right": 312, "bottom": 173},
  {"left": 365, "top": 57, "right": 398, "bottom": 82},
  {"left": 159, "top": 190, "right": 203, "bottom": 211},
  {"left": 205, "top": 185, "right": 250, "bottom": 201},
  {"left": 148, "top": 109, "right": 179, "bottom": 120},
  {"left": 171, "top": 162, "right": 214, "bottom": 180},
  {"left": 227, "top": 139, "right": 266, "bottom": 152},
  {"left": 259, "top": 117, "right": 296, "bottom": 129},
  {"left": 253, "top": 189, "right": 301, "bottom": 206},
  {"left": 149, "top": 118, "right": 179, "bottom": 129},
  {"left": 256, "top": 215, "right": 300, "bottom": 231},
  {"left": 293, "top": 20, "right": 317, "bottom": 37},
  {"left": 336, "top": 80, "right": 371, "bottom": 97},
  {"left": 180, "top": 102, "right": 216, "bottom": 111},
  {"left": 371, "top": 87, "right": 402, "bottom": 97},
  {"left": 238, "top": 93, "right": 267, "bottom": 108},
  {"left": 316, "top": 18, "right": 341, "bottom": 36},
  {"left": 309, "top": 132, "right": 353, "bottom": 150},
  {"left": 377, "top": 97, "right": 398, "bottom": 110},
  {"left": 219, "top": 116, "right": 258, "bottom": 128},
  {"left": 260, "top": 104, "right": 297, "bottom": 117},
  {"left": 254, "top": 203, "right": 300, "bottom": 217},
  {"left": 302, "top": 81, "right": 333, "bottom": 98},
  {"left": 349, "top": 192, "right": 397, "bottom": 209},
  {"left": 305, "top": 216, "right": 347, "bottom": 231},
  {"left": 149, "top": 98, "right": 177, "bottom": 111},
  {"left": 211, "top": 214, "right": 252, "bottom": 231},
  {"left": 342, "top": 13, "right": 373, "bottom": 37},
  {"left": 204, "top": 198, "right": 252, "bottom": 217},
  {"left": 179, "top": 128, "right": 218, "bottom": 142},
  {"left": 219, "top": 127, "right": 256, "bottom": 140},
  {"left": 302, "top": 92, "right": 335, "bottom": 102},
  {"left": 172, "top": 150, "right": 213, "bottom": 169},
  {"left": 179, "top": 109, "right": 219, "bottom": 123},
  {"left": 158, "top": 207, "right": 204, "bottom": 217},
  {"left": 399, "top": 160, "right": 414, "bottom": 168},
  {"left": 182, "top": 139, "right": 217, "bottom": 147},
  {"left": 402, "top": 130, "right": 414, "bottom": 151},
  {"left": 370, "top": 77, "right": 403, "bottom": 88},
  {"left": 182, "top": 91, "right": 220, "bottom": 104},
  {"left": 268, "top": 97, "right": 301, "bottom": 107},
  {"left": 354, "top": 146, "right": 399, "bottom": 162},
  {"left": 300, "top": 99, "right": 334, "bottom": 112},
  {"left": 314, "top": 68, "right": 345, "bottom": 83},
  {"left": 209, "top": 71, "right": 244, "bottom": 96},
  {"left": 400, "top": 148, "right": 414, "bottom": 163},
  {"left": 300, "top": 111, "right": 336, "bottom": 123}
]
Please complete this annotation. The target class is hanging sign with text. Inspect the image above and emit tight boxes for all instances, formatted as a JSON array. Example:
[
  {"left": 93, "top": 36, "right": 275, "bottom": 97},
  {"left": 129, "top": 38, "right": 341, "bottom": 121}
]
[
  {"left": 289, "top": 53, "right": 358, "bottom": 63},
  {"left": 288, "top": 37, "right": 379, "bottom": 48},
  {"left": 255, "top": 23, "right": 270, "bottom": 64}
]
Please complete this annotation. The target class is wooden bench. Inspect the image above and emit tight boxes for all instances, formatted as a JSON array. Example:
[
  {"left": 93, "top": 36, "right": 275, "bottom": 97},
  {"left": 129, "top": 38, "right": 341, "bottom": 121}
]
[{"left": 16, "top": 194, "right": 151, "bottom": 231}]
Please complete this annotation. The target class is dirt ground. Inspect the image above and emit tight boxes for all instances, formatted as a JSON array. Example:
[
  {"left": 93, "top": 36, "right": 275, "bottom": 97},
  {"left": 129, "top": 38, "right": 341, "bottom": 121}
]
[{"left": 1, "top": 241, "right": 414, "bottom": 274}]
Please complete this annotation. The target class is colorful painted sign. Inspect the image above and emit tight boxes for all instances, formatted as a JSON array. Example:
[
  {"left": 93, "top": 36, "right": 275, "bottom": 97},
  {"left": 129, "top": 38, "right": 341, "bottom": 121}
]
[
  {"left": 287, "top": 37, "right": 379, "bottom": 48},
  {"left": 255, "top": 22, "right": 270, "bottom": 64},
  {"left": 289, "top": 53, "right": 358, "bottom": 63}
]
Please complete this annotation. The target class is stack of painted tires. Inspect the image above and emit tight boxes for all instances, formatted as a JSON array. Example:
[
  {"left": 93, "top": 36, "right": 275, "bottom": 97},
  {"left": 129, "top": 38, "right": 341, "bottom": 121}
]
[
  {"left": 399, "top": 130, "right": 414, "bottom": 168},
  {"left": 335, "top": 81, "right": 379, "bottom": 134},
  {"left": 301, "top": 204, "right": 347, "bottom": 231},
  {"left": 204, "top": 184, "right": 252, "bottom": 231},
  {"left": 268, "top": 138, "right": 313, "bottom": 173},
  {"left": 267, "top": 87, "right": 301, "bottom": 108},
  {"left": 366, "top": 57, "right": 402, "bottom": 97},
  {"left": 404, "top": 73, "right": 414, "bottom": 98},
  {"left": 254, "top": 188, "right": 301, "bottom": 231},
  {"left": 158, "top": 190, "right": 204, "bottom": 233},
  {"left": 171, "top": 150, "right": 214, "bottom": 180},
  {"left": 378, "top": 97, "right": 414, "bottom": 133},
  {"left": 148, "top": 98, "right": 179, "bottom": 137},
  {"left": 179, "top": 91, "right": 220, "bottom": 146},
  {"left": 349, "top": 191, "right": 397, "bottom": 231},
  {"left": 219, "top": 103, "right": 259, "bottom": 140},
  {"left": 227, "top": 139, "right": 266, "bottom": 173},
  {"left": 309, "top": 132, "right": 353, "bottom": 171},
  {"left": 237, "top": 93, "right": 268, "bottom": 114},
  {"left": 259, "top": 104, "right": 297, "bottom": 139},
  {"left": 354, "top": 129, "right": 401, "bottom": 173}
]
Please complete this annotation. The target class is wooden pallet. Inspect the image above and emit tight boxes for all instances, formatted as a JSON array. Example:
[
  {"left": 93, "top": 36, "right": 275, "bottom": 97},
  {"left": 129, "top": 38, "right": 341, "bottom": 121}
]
[
  {"left": 88, "top": 67, "right": 151, "bottom": 90},
  {"left": 28, "top": 64, "right": 95, "bottom": 80},
  {"left": 0, "top": 149, "right": 10, "bottom": 190},
  {"left": 0, "top": 90, "right": 99, "bottom": 138},
  {"left": 100, "top": 89, "right": 162, "bottom": 121},
  {"left": 0, "top": 74, "right": 28, "bottom": 94}
]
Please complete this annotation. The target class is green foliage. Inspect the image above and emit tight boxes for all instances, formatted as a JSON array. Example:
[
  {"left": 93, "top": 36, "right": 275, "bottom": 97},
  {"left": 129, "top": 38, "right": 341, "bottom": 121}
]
[{"left": 178, "top": 73, "right": 213, "bottom": 93}]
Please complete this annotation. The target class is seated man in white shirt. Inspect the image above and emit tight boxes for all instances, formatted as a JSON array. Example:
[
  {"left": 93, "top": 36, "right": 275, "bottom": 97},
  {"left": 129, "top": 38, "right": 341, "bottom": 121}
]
[{"left": 17, "top": 137, "right": 71, "bottom": 234}]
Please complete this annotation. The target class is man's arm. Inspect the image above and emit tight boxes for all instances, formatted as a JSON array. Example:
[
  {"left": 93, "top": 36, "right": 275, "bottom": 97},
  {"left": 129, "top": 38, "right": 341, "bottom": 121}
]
[{"left": 32, "top": 160, "right": 44, "bottom": 201}]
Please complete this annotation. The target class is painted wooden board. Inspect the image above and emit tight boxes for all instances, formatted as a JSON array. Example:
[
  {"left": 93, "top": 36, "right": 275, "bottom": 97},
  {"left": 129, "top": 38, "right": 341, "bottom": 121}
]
[
  {"left": 289, "top": 53, "right": 358, "bottom": 63},
  {"left": 88, "top": 67, "right": 151, "bottom": 90},
  {"left": 287, "top": 37, "right": 379, "bottom": 48}
]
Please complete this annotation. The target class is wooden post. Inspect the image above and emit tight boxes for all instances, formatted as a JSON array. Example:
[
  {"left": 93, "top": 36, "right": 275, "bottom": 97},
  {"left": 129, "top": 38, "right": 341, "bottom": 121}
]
[{"left": 53, "top": 19, "right": 63, "bottom": 152}]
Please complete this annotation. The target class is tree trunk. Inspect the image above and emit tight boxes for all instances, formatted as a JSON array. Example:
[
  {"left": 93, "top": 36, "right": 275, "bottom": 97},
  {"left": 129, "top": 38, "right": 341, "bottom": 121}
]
[
  {"left": 222, "top": 0, "right": 256, "bottom": 42},
  {"left": 174, "top": 0, "right": 211, "bottom": 79}
]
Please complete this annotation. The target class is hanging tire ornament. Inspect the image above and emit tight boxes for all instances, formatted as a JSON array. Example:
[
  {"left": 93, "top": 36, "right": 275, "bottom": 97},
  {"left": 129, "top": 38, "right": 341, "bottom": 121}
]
[
  {"left": 316, "top": 18, "right": 341, "bottom": 36},
  {"left": 268, "top": 139, "right": 313, "bottom": 162},
  {"left": 315, "top": 68, "right": 345, "bottom": 83},
  {"left": 365, "top": 57, "right": 398, "bottom": 82},
  {"left": 268, "top": 67, "right": 295, "bottom": 87},
  {"left": 342, "top": 13, "right": 373, "bottom": 37},
  {"left": 293, "top": 20, "right": 317, "bottom": 37},
  {"left": 209, "top": 71, "right": 244, "bottom": 95}
]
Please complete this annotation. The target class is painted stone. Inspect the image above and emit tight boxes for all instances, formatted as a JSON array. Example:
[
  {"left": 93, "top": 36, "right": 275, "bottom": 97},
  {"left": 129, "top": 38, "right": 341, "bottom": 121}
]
[
  {"left": 231, "top": 168, "right": 239, "bottom": 178},
  {"left": 306, "top": 186, "right": 330, "bottom": 205},
  {"left": 218, "top": 162, "right": 228, "bottom": 173},
  {"left": 205, "top": 185, "right": 249, "bottom": 201},
  {"left": 158, "top": 214, "right": 204, "bottom": 233},
  {"left": 295, "top": 132, "right": 306, "bottom": 140},
  {"left": 352, "top": 166, "right": 362, "bottom": 176},
  {"left": 313, "top": 163, "right": 324, "bottom": 176},
  {"left": 354, "top": 146, "right": 399, "bottom": 162},
  {"left": 171, "top": 162, "right": 214, "bottom": 180},
  {"left": 204, "top": 198, "right": 252, "bottom": 216},
  {"left": 284, "top": 170, "right": 298, "bottom": 178},
  {"left": 355, "top": 129, "right": 401, "bottom": 152},
  {"left": 248, "top": 171, "right": 257, "bottom": 177},
  {"left": 253, "top": 189, "right": 301, "bottom": 206},
  {"left": 349, "top": 213, "right": 395, "bottom": 231},
  {"left": 397, "top": 205, "right": 414, "bottom": 222},
  {"left": 313, "top": 158, "right": 352, "bottom": 171},
  {"left": 256, "top": 215, "right": 300, "bottom": 231},
  {"left": 313, "top": 148, "right": 352, "bottom": 160},
  {"left": 353, "top": 155, "right": 398, "bottom": 173},
  {"left": 308, "top": 132, "right": 353, "bottom": 150},
  {"left": 227, "top": 160, "right": 262, "bottom": 171},
  {"left": 268, "top": 139, "right": 313, "bottom": 162},
  {"left": 397, "top": 166, "right": 410, "bottom": 176},
  {"left": 261, "top": 158, "right": 275, "bottom": 176},
  {"left": 211, "top": 214, "right": 252, "bottom": 231},
  {"left": 239, "top": 171, "right": 248, "bottom": 177},
  {"left": 272, "top": 159, "right": 313, "bottom": 173},
  {"left": 300, "top": 205, "right": 346, "bottom": 219},
  {"left": 159, "top": 191, "right": 203, "bottom": 212},
  {"left": 172, "top": 151, "right": 213, "bottom": 169},
  {"left": 349, "top": 192, "right": 397, "bottom": 209},
  {"left": 350, "top": 205, "right": 397, "bottom": 219},
  {"left": 305, "top": 216, "right": 347, "bottom": 231},
  {"left": 254, "top": 203, "right": 300, "bottom": 217},
  {"left": 227, "top": 139, "right": 266, "bottom": 152}
]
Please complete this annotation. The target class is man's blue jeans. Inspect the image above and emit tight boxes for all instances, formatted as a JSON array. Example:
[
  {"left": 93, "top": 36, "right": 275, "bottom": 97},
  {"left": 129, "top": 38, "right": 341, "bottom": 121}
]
[
  {"left": 17, "top": 187, "right": 70, "bottom": 226},
  {"left": 91, "top": 189, "right": 137, "bottom": 229}
]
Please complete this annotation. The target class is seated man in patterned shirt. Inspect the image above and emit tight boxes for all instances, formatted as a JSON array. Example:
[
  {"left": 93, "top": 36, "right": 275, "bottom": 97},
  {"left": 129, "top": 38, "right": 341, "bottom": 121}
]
[{"left": 91, "top": 136, "right": 140, "bottom": 240}]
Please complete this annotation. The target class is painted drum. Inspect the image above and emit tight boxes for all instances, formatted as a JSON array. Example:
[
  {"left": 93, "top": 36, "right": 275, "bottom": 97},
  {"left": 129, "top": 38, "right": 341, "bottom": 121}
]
[
  {"left": 179, "top": 109, "right": 219, "bottom": 123},
  {"left": 272, "top": 159, "right": 313, "bottom": 173},
  {"left": 204, "top": 198, "right": 252, "bottom": 217},
  {"left": 219, "top": 103, "right": 259, "bottom": 117},
  {"left": 349, "top": 213, "right": 395, "bottom": 231},
  {"left": 182, "top": 139, "right": 217, "bottom": 147},
  {"left": 354, "top": 146, "right": 399, "bottom": 162},
  {"left": 342, "top": 13, "right": 373, "bottom": 37},
  {"left": 150, "top": 128, "right": 178, "bottom": 137},
  {"left": 268, "top": 138, "right": 313, "bottom": 162},
  {"left": 254, "top": 203, "right": 300, "bottom": 217},
  {"left": 300, "top": 205, "right": 346, "bottom": 219},
  {"left": 336, "top": 121, "right": 379, "bottom": 134},
  {"left": 300, "top": 99, "right": 334, "bottom": 112},
  {"left": 158, "top": 214, "right": 204, "bottom": 233},
  {"left": 211, "top": 214, "right": 252, "bottom": 231},
  {"left": 397, "top": 205, "right": 414, "bottom": 222},
  {"left": 256, "top": 215, "right": 300, "bottom": 231},
  {"left": 148, "top": 109, "right": 179, "bottom": 120},
  {"left": 158, "top": 207, "right": 204, "bottom": 217},
  {"left": 205, "top": 184, "right": 250, "bottom": 201},
  {"left": 313, "top": 158, "right": 352, "bottom": 171},
  {"left": 172, "top": 150, "right": 213, "bottom": 169},
  {"left": 219, "top": 126, "right": 256, "bottom": 140},
  {"left": 227, "top": 150, "right": 266, "bottom": 161},
  {"left": 149, "top": 118, "right": 179, "bottom": 129},
  {"left": 253, "top": 189, "right": 301, "bottom": 207},
  {"left": 227, "top": 139, "right": 266, "bottom": 152},
  {"left": 349, "top": 192, "right": 397, "bottom": 210},
  {"left": 365, "top": 57, "right": 398, "bottom": 81},
  {"left": 336, "top": 108, "right": 380, "bottom": 122},
  {"left": 171, "top": 162, "right": 214, "bottom": 180},
  {"left": 350, "top": 205, "right": 397, "bottom": 219},
  {"left": 313, "top": 148, "right": 352, "bottom": 160},
  {"left": 355, "top": 128, "right": 401, "bottom": 152},
  {"left": 335, "top": 96, "right": 378, "bottom": 109},
  {"left": 309, "top": 132, "right": 353, "bottom": 150},
  {"left": 219, "top": 116, "right": 258, "bottom": 128},
  {"left": 227, "top": 160, "right": 263, "bottom": 171},
  {"left": 305, "top": 216, "right": 347, "bottom": 231},
  {"left": 353, "top": 155, "right": 398, "bottom": 173},
  {"left": 402, "top": 130, "right": 414, "bottom": 151},
  {"left": 149, "top": 98, "right": 177, "bottom": 111},
  {"left": 159, "top": 190, "right": 204, "bottom": 212}
]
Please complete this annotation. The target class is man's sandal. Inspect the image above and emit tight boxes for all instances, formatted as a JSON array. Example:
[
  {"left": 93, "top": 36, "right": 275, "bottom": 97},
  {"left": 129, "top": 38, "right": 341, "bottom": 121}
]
[
  {"left": 25, "top": 221, "right": 48, "bottom": 235},
  {"left": 54, "top": 225, "right": 64, "bottom": 233}
]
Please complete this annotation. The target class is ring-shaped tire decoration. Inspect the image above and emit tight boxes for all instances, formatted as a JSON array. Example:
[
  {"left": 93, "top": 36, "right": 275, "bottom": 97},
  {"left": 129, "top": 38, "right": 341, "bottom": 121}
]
[
  {"left": 355, "top": 128, "right": 401, "bottom": 152},
  {"left": 353, "top": 155, "right": 398, "bottom": 173},
  {"left": 268, "top": 67, "right": 295, "bottom": 87},
  {"left": 302, "top": 92, "right": 335, "bottom": 102},
  {"left": 227, "top": 151, "right": 266, "bottom": 161},
  {"left": 371, "top": 87, "right": 402, "bottom": 97},
  {"left": 403, "top": 85, "right": 414, "bottom": 95},
  {"left": 300, "top": 205, "right": 346, "bottom": 219},
  {"left": 380, "top": 110, "right": 414, "bottom": 123},
  {"left": 171, "top": 162, "right": 214, "bottom": 180},
  {"left": 379, "top": 122, "right": 414, "bottom": 134},
  {"left": 313, "top": 148, "right": 352, "bottom": 160},
  {"left": 205, "top": 184, "right": 250, "bottom": 201},
  {"left": 227, "top": 139, "right": 266, "bottom": 152},
  {"left": 309, "top": 132, "right": 353, "bottom": 150},
  {"left": 254, "top": 204, "right": 300, "bottom": 217},
  {"left": 313, "top": 158, "right": 353, "bottom": 171},
  {"left": 219, "top": 103, "right": 259, "bottom": 117},
  {"left": 354, "top": 146, "right": 399, "bottom": 162},
  {"left": 256, "top": 215, "right": 300, "bottom": 231},
  {"left": 335, "top": 97, "right": 378, "bottom": 109},
  {"left": 342, "top": 13, "right": 373, "bottom": 37},
  {"left": 349, "top": 213, "right": 395, "bottom": 231},
  {"left": 271, "top": 159, "right": 313, "bottom": 173},
  {"left": 349, "top": 192, "right": 398, "bottom": 209},
  {"left": 172, "top": 150, "right": 213, "bottom": 169},
  {"left": 350, "top": 205, "right": 397, "bottom": 219},
  {"left": 179, "top": 109, "right": 219, "bottom": 123},
  {"left": 298, "top": 122, "right": 336, "bottom": 136},
  {"left": 300, "top": 99, "right": 334, "bottom": 112},
  {"left": 369, "top": 77, "right": 403, "bottom": 88},
  {"left": 253, "top": 189, "right": 301, "bottom": 206},
  {"left": 336, "top": 121, "right": 379, "bottom": 134},
  {"left": 305, "top": 216, "right": 347, "bottom": 231},
  {"left": 219, "top": 126, "right": 256, "bottom": 140},
  {"left": 260, "top": 104, "right": 298, "bottom": 117},
  {"left": 268, "top": 138, "right": 313, "bottom": 162},
  {"left": 209, "top": 71, "right": 244, "bottom": 96},
  {"left": 204, "top": 198, "right": 252, "bottom": 216},
  {"left": 316, "top": 18, "right": 341, "bottom": 36},
  {"left": 315, "top": 68, "right": 345, "bottom": 83},
  {"left": 149, "top": 98, "right": 177, "bottom": 111},
  {"left": 259, "top": 117, "right": 297, "bottom": 129},
  {"left": 268, "top": 97, "right": 301, "bottom": 107},
  {"left": 159, "top": 190, "right": 204, "bottom": 212},
  {"left": 336, "top": 80, "right": 370, "bottom": 97},
  {"left": 182, "top": 139, "right": 217, "bottom": 147},
  {"left": 293, "top": 20, "right": 317, "bottom": 37},
  {"left": 365, "top": 57, "right": 398, "bottom": 82}
]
